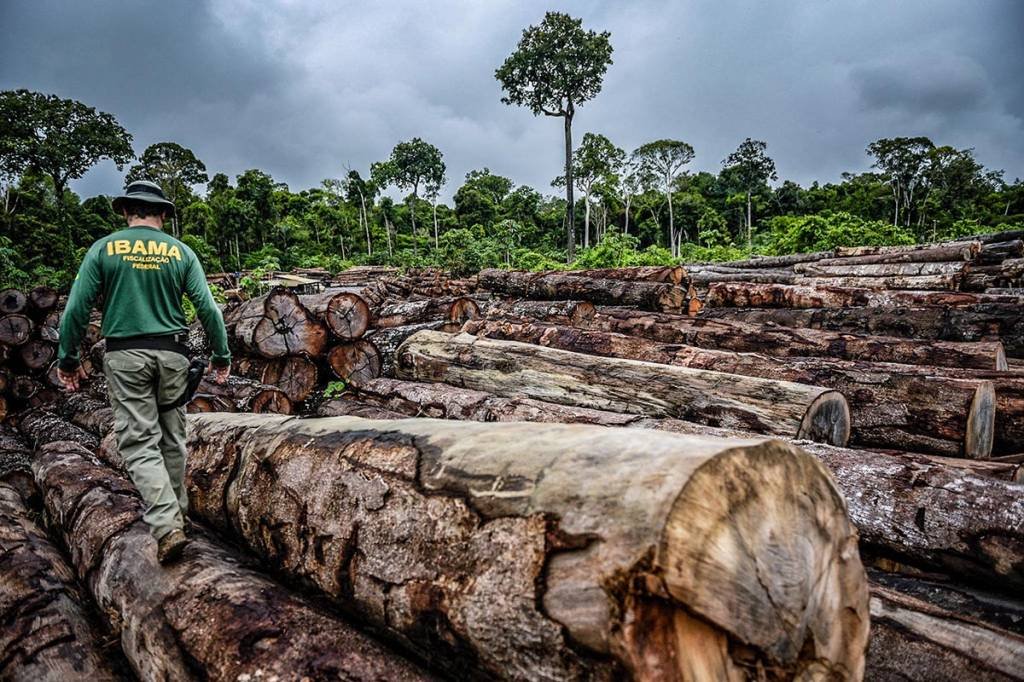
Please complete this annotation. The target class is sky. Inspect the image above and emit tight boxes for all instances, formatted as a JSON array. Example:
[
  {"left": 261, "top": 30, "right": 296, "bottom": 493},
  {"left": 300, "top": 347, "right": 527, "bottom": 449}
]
[{"left": 1, "top": 0, "right": 1022, "bottom": 201}]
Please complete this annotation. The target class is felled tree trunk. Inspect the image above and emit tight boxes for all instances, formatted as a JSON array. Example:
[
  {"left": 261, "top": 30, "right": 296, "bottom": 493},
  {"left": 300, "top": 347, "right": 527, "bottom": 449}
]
[
  {"left": 700, "top": 304, "right": 1024, "bottom": 358},
  {"left": 0, "top": 314, "right": 34, "bottom": 346},
  {"left": 478, "top": 269, "right": 687, "bottom": 312},
  {"left": 976, "top": 239, "right": 1024, "bottom": 264},
  {"left": 19, "top": 339, "right": 55, "bottom": 371},
  {"left": 690, "top": 251, "right": 833, "bottom": 269},
  {"left": 191, "top": 376, "right": 292, "bottom": 414},
  {"left": 233, "top": 355, "right": 319, "bottom": 403},
  {"left": 833, "top": 241, "right": 980, "bottom": 261},
  {"left": 689, "top": 270, "right": 800, "bottom": 286},
  {"left": 794, "top": 273, "right": 962, "bottom": 290},
  {"left": 27, "top": 286, "right": 59, "bottom": 316},
  {"left": 17, "top": 410, "right": 99, "bottom": 451},
  {"left": 705, "top": 281, "right": 1017, "bottom": 309},
  {"left": 366, "top": 322, "right": 460, "bottom": 377},
  {"left": 397, "top": 330, "right": 851, "bottom": 444},
  {"left": 794, "top": 261, "right": 968, "bottom": 277},
  {"left": 225, "top": 289, "right": 328, "bottom": 358},
  {"left": 563, "top": 265, "right": 687, "bottom": 285},
  {"left": 33, "top": 441, "right": 433, "bottom": 682},
  {"left": 581, "top": 306, "right": 1008, "bottom": 370},
  {"left": 373, "top": 297, "right": 480, "bottom": 328},
  {"left": 481, "top": 299, "right": 597, "bottom": 326},
  {"left": 299, "top": 288, "right": 373, "bottom": 340},
  {"left": 186, "top": 412, "right": 869, "bottom": 681},
  {"left": 867, "top": 583, "right": 1024, "bottom": 682},
  {"left": 463, "top": 320, "right": 995, "bottom": 457},
  {"left": 38, "top": 311, "right": 60, "bottom": 342},
  {"left": 0, "top": 482, "right": 124, "bottom": 681},
  {"left": 0, "top": 289, "right": 27, "bottom": 315},
  {"left": 327, "top": 339, "right": 382, "bottom": 387}
]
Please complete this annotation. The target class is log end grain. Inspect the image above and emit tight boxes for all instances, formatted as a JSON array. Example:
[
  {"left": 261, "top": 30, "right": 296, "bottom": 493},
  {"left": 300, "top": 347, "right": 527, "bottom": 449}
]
[
  {"left": 328, "top": 340, "right": 382, "bottom": 387},
  {"left": 448, "top": 296, "right": 481, "bottom": 324},
  {"left": 326, "top": 292, "right": 371, "bottom": 340},
  {"left": 798, "top": 390, "right": 852, "bottom": 446},
  {"left": 965, "top": 382, "right": 996, "bottom": 459}
]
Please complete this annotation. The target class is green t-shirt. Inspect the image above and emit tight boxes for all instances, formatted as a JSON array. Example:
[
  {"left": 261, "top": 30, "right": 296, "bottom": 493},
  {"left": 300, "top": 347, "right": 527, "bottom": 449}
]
[{"left": 57, "top": 225, "right": 230, "bottom": 370}]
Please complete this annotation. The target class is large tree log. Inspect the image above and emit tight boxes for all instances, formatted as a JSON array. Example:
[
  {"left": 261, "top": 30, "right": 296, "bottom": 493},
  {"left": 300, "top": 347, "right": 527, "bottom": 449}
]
[
  {"left": 0, "top": 289, "right": 27, "bottom": 315},
  {"left": 482, "top": 298, "right": 597, "bottom": 326},
  {"left": 958, "top": 229, "right": 1024, "bottom": 245},
  {"left": 706, "top": 281, "right": 1022, "bottom": 309},
  {"left": 38, "top": 310, "right": 60, "bottom": 343},
  {"left": 462, "top": 320, "right": 995, "bottom": 457},
  {"left": 32, "top": 441, "right": 433, "bottom": 682},
  {"left": 0, "top": 482, "right": 124, "bottom": 681},
  {"left": 27, "top": 286, "right": 59, "bottom": 316},
  {"left": 327, "top": 339, "right": 382, "bottom": 387},
  {"left": 794, "top": 273, "right": 962, "bottom": 290},
  {"left": 225, "top": 289, "right": 328, "bottom": 357},
  {"left": 688, "top": 269, "right": 800, "bottom": 285},
  {"left": 976, "top": 238, "right": 1024, "bottom": 264},
  {"left": 397, "top": 330, "right": 851, "bottom": 444},
  {"left": 834, "top": 241, "right": 981, "bottom": 260},
  {"left": 366, "top": 321, "right": 460, "bottom": 377},
  {"left": 686, "top": 251, "right": 834, "bottom": 269},
  {"left": 867, "top": 583, "right": 1024, "bottom": 681},
  {"left": 795, "top": 261, "right": 968, "bottom": 277},
  {"left": 19, "top": 339, "right": 55, "bottom": 371},
  {"left": 186, "top": 412, "right": 869, "bottom": 680},
  {"left": 233, "top": 355, "right": 320, "bottom": 403},
  {"left": 563, "top": 265, "right": 687, "bottom": 285},
  {"left": 699, "top": 303, "right": 1024, "bottom": 357},
  {"left": 299, "top": 288, "right": 372, "bottom": 340},
  {"left": 581, "top": 306, "right": 1008, "bottom": 370},
  {"left": 17, "top": 410, "right": 98, "bottom": 451},
  {"left": 316, "top": 378, "right": 1024, "bottom": 589},
  {"left": 478, "top": 269, "right": 687, "bottom": 312},
  {"left": 190, "top": 375, "right": 293, "bottom": 414},
  {"left": 0, "top": 314, "right": 34, "bottom": 346},
  {"left": 373, "top": 296, "right": 481, "bottom": 328}
]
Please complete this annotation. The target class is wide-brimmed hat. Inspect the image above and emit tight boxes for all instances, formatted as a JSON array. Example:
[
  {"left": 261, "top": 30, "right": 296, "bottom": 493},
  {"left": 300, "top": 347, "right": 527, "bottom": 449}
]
[{"left": 112, "top": 180, "right": 175, "bottom": 216}]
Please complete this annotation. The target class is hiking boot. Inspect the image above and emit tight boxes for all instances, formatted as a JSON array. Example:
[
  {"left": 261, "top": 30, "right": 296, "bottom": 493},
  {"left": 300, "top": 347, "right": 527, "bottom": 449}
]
[{"left": 157, "top": 529, "right": 188, "bottom": 565}]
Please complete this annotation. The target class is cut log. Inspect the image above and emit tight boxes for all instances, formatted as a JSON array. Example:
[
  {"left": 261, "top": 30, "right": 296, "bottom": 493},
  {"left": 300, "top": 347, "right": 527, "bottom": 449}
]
[
  {"left": 327, "top": 339, "right": 382, "bottom": 387},
  {"left": 299, "top": 288, "right": 372, "bottom": 340},
  {"left": 478, "top": 269, "right": 687, "bottom": 312},
  {"left": 366, "top": 321, "right": 460, "bottom": 377},
  {"left": 226, "top": 289, "right": 328, "bottom": 357},
  {"left": 33, "top": 441, "right": 433, "bottom": 682},
  {"left": 699, "top": 304, "right": 1024, "bottom": 358},
  {"left": 19, "top": 339, "right": 55, "bottom": 371},
  {"left": 258, "top": 355, "right": 319, "bottom": 403},
  {"left": 688, "top": 269, "right": 800, "bottom": 285},
  {"left": 27, "top": 286, "right": 59, "bottom": 315},
  {"left": 959, "top": 229, "right": 1024, "bottom": 245},
  {"left": 482, "top": 298, "right": 597, "bottom": 326},
  {"left": 705, "top": 281, "right": 1021, "bottom": 308},
  {"left": 867, "top": 583, "right": 1024, "bottom": 681},
  {"left": 191, "top": 376, "right": 292, "bottom": 414},
  {"left": 373, "top": 296, "right": 481, "bottom": 328},
  {"left": 794, "top": 273, "right": 962, "bottom": 290},
  {"left": 0, "top": 482, "right": 124, "bottom": 681},
  {"left": 317, "top": 395, "right": 412, "bottom": 419},
  {"left": 9, "top": 376, "right": 43, "bottom": 402},
  {"left": 687, "top": 251, "right": 834, "bottom": 269},
  {"left": 38, "top": 311, "right": 60, "bottom": 342},
  {"left": 0, "top": 314, "right": 34, "bottom": 346},
  {"left": 186, "top": 412, "right": 869, "bottom": 680},
  {"left": 56, "top": 392, "right": 114, "bottom": 436},
  {"left": 81, "top": 321, "right": 102, "bottom": 349},
  {"left": 977, "top": 238, "right": 1024, "bottom": 264},
  {"left": 462, "top": 320, "right": 994, "bottom": 457},
  {"left": 17, "top": 410, "right": 99, "bottom": 451},
  {"left": 583, "top": 306, "right": 1008, "bottom": 370},
  {"left": 563, "top": 265, "right": 687, "bottom": 285},
  {"left": 0, "top": 288, "right": 27, "bottom": 315},
  {"left": 834, "top": 240, "right": 981, "bottom": 260},
  {"left": 397, "top": 330, "right": 851, "bottom": 444},
  {"left": 794, "top": 261, "right": 968, "bottom": 277}
]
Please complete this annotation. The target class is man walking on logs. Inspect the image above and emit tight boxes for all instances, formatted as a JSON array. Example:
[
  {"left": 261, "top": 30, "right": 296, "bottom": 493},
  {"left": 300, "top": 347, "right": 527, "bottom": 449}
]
[{"left": 56, "top": 180, "right": 231, "bottom": 564}]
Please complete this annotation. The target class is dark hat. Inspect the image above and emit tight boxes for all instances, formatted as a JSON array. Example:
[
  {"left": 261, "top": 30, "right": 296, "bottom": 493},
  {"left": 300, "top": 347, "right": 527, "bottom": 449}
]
[{"left": 112, "top": 180, "right": 175, "bottom": 216}]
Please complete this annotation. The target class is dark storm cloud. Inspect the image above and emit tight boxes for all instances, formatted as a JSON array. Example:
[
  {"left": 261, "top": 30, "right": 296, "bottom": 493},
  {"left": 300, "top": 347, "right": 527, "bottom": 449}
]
[{"left": 1, "top": 0, "right": 1022, "bottom": 199}]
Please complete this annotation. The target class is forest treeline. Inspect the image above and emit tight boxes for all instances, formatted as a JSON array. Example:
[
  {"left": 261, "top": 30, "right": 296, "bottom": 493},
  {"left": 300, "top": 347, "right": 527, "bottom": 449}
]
[{"left": 2, "top": 11, "right": 1022, "bottom": 288}]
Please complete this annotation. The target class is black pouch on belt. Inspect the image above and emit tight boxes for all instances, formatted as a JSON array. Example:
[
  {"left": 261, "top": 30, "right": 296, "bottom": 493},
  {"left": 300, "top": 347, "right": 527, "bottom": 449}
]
[{"left": 158, "top": 357, "right": 209, "bottom": 412}]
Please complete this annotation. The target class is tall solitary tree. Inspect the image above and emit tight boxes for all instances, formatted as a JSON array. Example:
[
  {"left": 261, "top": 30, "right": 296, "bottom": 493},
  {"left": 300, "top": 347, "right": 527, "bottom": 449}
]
[
  {"left": 632, "top": 140, "right": 695, "bottom": 256},
  {"left": 722, "top": 138, "right": 777, "bottom": 247},
  {"left": 126, "top": 142, "right": 208, "bottom": 237},
  {"left": 866, "top": 136, "right": 933, "bottom": 228},
  {"left": 553, "top": 132, "right": 624, "bottom": 248},
  {"left": 372, "top": 137, "right": 445, "bottom": 245},
  {"left": 0, "top": 89, "right": 133, "bottom": 247},
  {"left": 496, "top": 12, "right": 613, "bottom": 261}
]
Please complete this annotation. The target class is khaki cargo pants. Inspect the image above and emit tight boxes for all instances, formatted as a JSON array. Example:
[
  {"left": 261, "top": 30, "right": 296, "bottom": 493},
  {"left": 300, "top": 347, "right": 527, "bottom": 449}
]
[{"left": 104, "top": 349, "right": 189, "bottom": 541}]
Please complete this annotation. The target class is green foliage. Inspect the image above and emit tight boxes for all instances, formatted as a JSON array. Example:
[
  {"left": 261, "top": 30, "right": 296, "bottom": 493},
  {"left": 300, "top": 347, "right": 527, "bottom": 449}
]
[
  {"left": 323, "top": 380, "right": 348, "bottom": 398},
  {"left": 571, "top": 231, "right": 676, "bottom": 268},
  {"left": 763, "top": 211, "right": 915, "bottom": 255},
  {"left": 181, "top": 234, "right": 223, "bottom": 273}
]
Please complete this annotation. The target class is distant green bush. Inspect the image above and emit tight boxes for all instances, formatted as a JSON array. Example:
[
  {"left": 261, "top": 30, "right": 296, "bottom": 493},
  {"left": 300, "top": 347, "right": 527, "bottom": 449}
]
[{"left": 763, "top": 211, "right": 915, "bottom": 255}]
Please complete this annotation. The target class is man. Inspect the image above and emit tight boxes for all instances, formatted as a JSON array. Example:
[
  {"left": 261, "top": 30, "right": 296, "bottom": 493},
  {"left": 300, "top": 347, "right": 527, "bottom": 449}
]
[{"left": 56, "top": 180, "right": 231, "bottom": 564}]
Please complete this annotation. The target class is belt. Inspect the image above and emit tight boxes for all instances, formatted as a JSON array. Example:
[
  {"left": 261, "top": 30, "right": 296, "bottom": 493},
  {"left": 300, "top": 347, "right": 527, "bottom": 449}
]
[{"left": 105, "top": 333, "right": 189, "bottom": 357}]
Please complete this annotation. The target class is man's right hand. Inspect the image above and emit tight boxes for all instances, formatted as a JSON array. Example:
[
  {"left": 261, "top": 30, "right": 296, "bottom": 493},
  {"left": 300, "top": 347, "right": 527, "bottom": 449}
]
[
  {"left": 209, "top": 363, "right": 230, "bottom": 385},
  {"left": 57, "top": 365, "right": 89, "bottom": 392}
]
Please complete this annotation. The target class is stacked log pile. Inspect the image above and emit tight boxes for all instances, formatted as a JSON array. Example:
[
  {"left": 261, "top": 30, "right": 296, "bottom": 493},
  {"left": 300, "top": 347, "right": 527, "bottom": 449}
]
[{"left": 0, "top": 286, "right": 67, "bottom": 419}]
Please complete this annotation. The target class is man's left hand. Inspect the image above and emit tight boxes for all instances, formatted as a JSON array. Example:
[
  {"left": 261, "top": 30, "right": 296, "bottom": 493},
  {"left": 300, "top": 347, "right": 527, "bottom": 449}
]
[{"left": 57, "top": 365, "right": 89, "bottom": 392}]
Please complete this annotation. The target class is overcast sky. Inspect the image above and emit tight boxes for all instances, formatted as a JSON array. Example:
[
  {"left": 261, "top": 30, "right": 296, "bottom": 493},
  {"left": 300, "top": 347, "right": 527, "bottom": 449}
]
[{"left": 2, "top": 0, "right": 1022, "bottom": 201}]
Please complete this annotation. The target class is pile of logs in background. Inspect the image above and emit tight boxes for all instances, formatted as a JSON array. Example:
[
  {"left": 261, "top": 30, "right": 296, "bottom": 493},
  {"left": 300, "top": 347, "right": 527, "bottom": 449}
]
[{"left": 2, "top": 237, "right": 1024, "bottom": 680}]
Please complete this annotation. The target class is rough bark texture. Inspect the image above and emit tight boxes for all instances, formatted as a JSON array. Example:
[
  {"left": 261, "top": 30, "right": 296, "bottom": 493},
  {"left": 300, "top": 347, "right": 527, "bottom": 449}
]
[
  {"left": 794, "top": 273, "right": 962, "bottom": 290},
  {"left": 478, "top": 269, "right": 687, "bottom": 312},
  {"left": 17, "top": 409, "right": 99, "bottom": 451},
  {"left": 867, "top": 584, "right": 1024, "bottom": 681},
  {"left": 794, "top": 261, "right": 969, "bottom": 277},
  {"left": 462, "top": 319, "right": 995, "bottom": 458},
  {"left": 705, "top": 281, "right": 1021, "bottom": 309},
  {"left": 563, "top": 265, "right": 687, "bottom": 285},
  {"left": 481, "top": 299, "right": 597, "bottom": 326},
  {"left": 190, "top": 376, "right": 293, "bottom": 414},
  {"left": 700, "top": 304, "right": 1024, "bottom": 358},
  {"left": 33, "top": 441, "right": 434, "bottom": 682},
  {"left": 834, "top": 241, "right": 981, "bottom": 260},
  {"left": 186, "top": 412, "right": 869, "bottom": 681},
  {"left": 374, "top": 297, "right": 481, "bottom": 328},
  {"left": 584, "top": 306, "right": 1008, "bottom": 370},
  {"left": 300, "top": 289, "right": 372, "bottom": 340},
  {"left": 327, "top": 339, "right": 382, "bottom": 387},
  {"left": 366, "top": 322, "right": 460, "bottom": 377},
  {"left": 397, "top": 330, "right": 851, "bottom": 444},
  {"left": 0, "top": 482, "right": 124, "bottom": 681}
]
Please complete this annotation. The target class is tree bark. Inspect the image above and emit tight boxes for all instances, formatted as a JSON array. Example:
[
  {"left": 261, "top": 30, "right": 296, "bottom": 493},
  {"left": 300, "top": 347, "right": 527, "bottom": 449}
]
[
  {"left": 32, "top": 441, "right": 433, "bottom": 682},
  {"left": 700, "top": 304, "right": 1024, "bottom": 358},
  {"left": 397, "top": 330, "right": 851, "bottom": 444},
  {"left": 706, "top": 281, "right": 1020, "bottom": 308},
  {"left": 481, "top": 298, "right": 597, "bottom": 326},
  {"left": 478, "top": 269, "right": 686, "bottom": 312},
  {"left": 327, "top": 340, "right": 382, "bottom": 387},
  {"left": 834, "top": 241, "right": 981, "bottom": 260},
  {"left": 793, "top": 273, "right": 962, "bottom": 290},
  {"left": 190, "top": 376, "right": 292, "bottom": 415},
  {"left": 0, "top": 289, "right": 27, "bottom": 315},
  {"left": 0, "top": 482, "right": 125, "bottom": 681},
  {"left": 564, "top": 107, "right": 575, "bottom": 262},
  {"left": 462, "top": 319, "right": 995, "bottom": 457},
  {"left": 795, "top": 261, "right": 969, "bottom": 277},
  {"left": 563, "top": 265, "right": 687, "bottom": 285},
  {"left": 373, "top": 297, "right": 480, "bottom": 329},
  {"left": 0, "top": 315, "right": 34, "bottom": 347},
  {"left": 185, "top": 412, "right": 869, "bottom": 681},
  {"left": 366, "top": 322, "right": 459, "bottom": 377},
  {"left": 867, "top": 583, "right": 1024, "bottom": 681},
  {"left": 584, "top": 306, "right": 1008, "bottom": 369}
]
